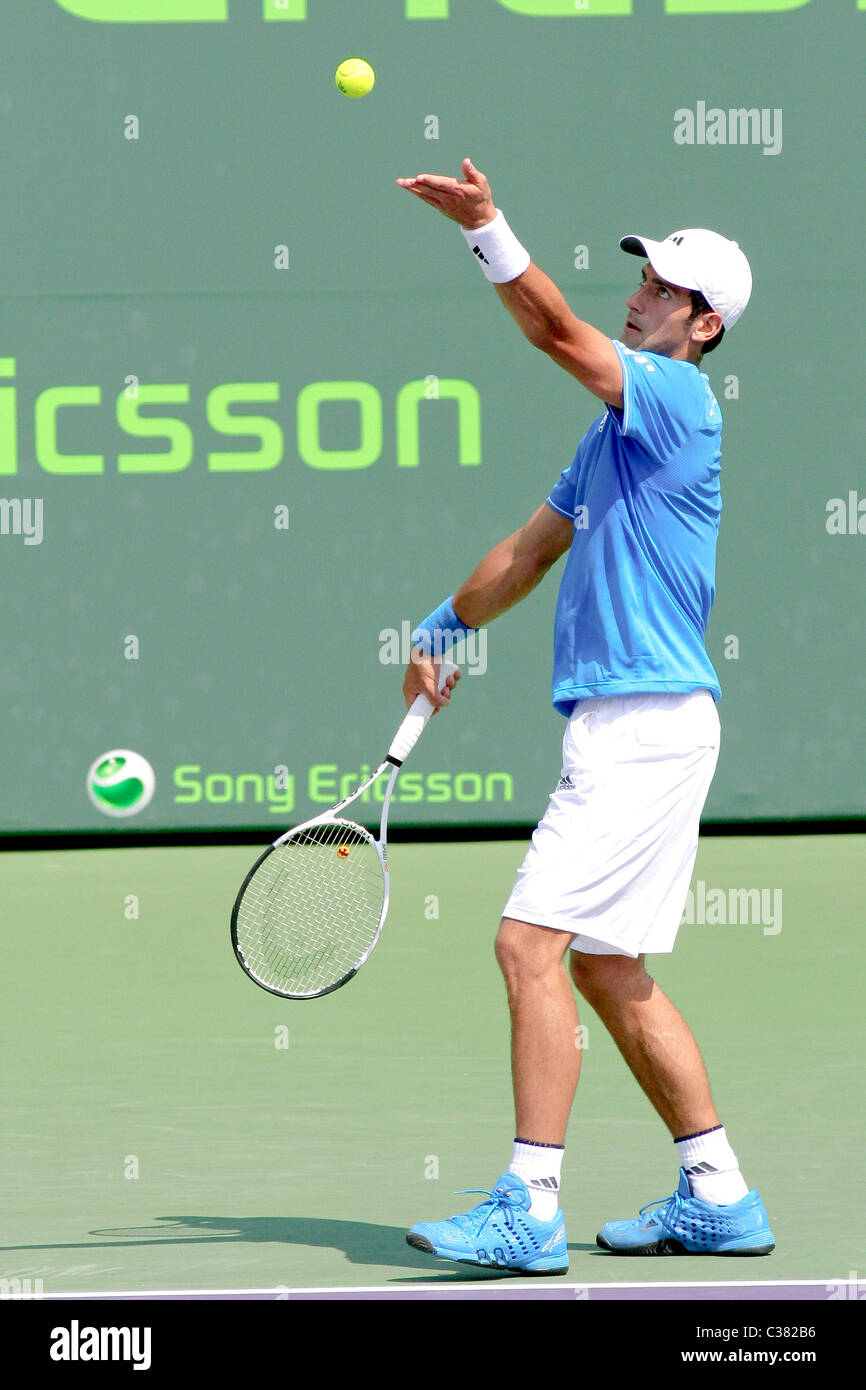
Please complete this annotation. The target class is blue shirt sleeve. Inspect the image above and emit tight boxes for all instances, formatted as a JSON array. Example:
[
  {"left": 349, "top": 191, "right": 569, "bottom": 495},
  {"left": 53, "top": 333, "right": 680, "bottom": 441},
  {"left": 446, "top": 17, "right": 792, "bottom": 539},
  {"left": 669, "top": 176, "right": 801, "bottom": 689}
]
[
  {"left": 608, "top": 341, "right": 709, "bottom": 464},
  {"left": 546, "top": 459, "right": 577, "bottom": 519}
]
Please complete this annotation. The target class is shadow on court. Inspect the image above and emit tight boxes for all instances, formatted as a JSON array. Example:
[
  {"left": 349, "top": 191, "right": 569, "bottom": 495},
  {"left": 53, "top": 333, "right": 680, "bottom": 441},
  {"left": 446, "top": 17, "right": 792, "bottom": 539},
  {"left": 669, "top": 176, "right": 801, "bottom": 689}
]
[{"left": 1, "top": 1216, "right": 598, "bottom": 1281}]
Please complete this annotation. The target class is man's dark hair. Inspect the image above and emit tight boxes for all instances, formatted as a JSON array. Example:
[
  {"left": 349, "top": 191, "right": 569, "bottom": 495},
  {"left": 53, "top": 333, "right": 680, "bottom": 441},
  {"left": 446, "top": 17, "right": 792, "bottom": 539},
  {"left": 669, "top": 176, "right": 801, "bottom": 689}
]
[{"left": 689, "top": 290, "right": 724, "bottom": 356}]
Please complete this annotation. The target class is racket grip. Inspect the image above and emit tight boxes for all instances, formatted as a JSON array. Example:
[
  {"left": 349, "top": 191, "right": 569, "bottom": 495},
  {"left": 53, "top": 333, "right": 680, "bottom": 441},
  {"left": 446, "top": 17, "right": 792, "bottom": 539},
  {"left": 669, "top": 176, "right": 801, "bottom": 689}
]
[{"left": 388, "top": 660, "right": 459, "bottom": 765}]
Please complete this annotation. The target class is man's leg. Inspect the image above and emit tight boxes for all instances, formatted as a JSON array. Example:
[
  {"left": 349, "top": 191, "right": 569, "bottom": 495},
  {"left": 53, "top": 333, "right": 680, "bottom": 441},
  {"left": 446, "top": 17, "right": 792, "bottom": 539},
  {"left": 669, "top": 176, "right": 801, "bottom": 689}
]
[
  {"left": 568, "top": 950, "right": 718, "bottom": 1137},
  {"left": 569, "top": 949, "right": 774, "bottom": 1255},
  {"left": 494, "top": 917, "right": 583, "bottom": 1145},
  {"left": 404, "top": 915, "right": 574, "bottom": 1273}
]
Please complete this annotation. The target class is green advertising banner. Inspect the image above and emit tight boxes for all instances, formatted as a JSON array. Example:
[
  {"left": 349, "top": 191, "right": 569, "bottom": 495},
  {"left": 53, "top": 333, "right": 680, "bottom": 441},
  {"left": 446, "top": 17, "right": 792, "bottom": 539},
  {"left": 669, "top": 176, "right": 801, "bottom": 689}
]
[{"left": 1, "top": 1, "right": 863, "bottom": 832}]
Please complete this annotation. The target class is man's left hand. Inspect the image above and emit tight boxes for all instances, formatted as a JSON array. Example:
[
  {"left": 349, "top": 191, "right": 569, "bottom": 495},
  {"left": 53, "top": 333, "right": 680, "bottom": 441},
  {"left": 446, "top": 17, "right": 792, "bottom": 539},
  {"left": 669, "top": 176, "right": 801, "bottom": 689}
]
[{"left": 396, "top": 157, "right": 496, "bottom": 230}]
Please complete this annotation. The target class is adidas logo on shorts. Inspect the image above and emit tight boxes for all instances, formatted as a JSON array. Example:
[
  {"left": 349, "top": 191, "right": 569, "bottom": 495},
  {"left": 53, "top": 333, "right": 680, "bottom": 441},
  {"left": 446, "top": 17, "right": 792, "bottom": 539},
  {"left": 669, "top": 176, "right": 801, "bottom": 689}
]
[{"left": 556, "top": 774, "right": 576, "bottom": 791}]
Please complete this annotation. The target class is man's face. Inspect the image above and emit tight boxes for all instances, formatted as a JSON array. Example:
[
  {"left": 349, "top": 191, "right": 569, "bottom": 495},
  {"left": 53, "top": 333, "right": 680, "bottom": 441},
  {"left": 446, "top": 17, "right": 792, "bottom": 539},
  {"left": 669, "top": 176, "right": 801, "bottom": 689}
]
[{"left": 622, "top": 262, "right": 703, "bottom": 360}]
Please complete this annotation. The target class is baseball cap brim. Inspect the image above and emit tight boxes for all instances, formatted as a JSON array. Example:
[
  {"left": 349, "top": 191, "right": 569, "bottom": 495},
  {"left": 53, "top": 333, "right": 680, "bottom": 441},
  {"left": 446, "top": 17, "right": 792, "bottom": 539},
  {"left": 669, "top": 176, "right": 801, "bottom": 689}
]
[{"left": 620, "top": 234, "right": 702, "bottom": 293}]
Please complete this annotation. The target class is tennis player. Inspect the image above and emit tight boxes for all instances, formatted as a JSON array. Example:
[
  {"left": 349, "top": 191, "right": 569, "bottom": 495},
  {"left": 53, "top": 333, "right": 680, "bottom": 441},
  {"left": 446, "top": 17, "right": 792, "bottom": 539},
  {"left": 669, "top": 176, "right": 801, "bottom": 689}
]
[{"left": 396, "top": 159, "right": 774, "bottom": 1272}]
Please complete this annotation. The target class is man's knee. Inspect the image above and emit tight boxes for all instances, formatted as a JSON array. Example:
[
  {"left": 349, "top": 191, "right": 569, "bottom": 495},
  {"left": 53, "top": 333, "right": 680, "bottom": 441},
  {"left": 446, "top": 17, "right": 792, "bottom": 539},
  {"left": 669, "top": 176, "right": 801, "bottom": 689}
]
[
  {"left": 569, "top": 950, "right": 651, "bottom": 1008},
  {"left": 495, "top": 917, "right": 570, "bottom": 987},
  {"left": 494, "top": 918, "right": 533, "bottom": 982}
]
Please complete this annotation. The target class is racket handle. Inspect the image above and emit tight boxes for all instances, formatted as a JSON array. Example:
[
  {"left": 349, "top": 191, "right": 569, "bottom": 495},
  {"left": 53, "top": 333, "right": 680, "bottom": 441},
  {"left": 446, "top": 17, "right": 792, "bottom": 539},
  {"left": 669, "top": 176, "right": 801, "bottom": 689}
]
[{"left": 388, "top": 660, "right": 459, "bottom": 766}]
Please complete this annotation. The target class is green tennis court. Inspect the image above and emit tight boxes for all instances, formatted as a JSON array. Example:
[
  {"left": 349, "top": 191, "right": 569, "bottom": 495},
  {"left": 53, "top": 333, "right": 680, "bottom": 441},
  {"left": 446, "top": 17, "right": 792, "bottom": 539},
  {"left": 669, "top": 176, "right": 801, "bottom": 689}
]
[{"left": 2, "top": 833, "right": 862, "bottom": 1296}]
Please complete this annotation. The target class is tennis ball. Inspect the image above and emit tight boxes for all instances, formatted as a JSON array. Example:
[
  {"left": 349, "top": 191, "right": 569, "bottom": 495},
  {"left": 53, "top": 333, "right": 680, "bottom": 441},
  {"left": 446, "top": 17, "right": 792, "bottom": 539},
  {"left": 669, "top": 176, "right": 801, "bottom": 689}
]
[
  {"left": 86, "top": 749, "right": 156, "bottom": 818},
  {"left": 335, "top": 58, "right": 375, "bottom": 99}
]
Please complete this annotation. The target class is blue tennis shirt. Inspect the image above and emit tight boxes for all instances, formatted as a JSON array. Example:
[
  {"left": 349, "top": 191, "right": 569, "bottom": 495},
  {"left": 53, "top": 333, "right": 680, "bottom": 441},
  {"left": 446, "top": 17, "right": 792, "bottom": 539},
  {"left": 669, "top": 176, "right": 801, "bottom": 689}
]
[{"left": 545, "top": 339, "right": 723, "bottom": 716}]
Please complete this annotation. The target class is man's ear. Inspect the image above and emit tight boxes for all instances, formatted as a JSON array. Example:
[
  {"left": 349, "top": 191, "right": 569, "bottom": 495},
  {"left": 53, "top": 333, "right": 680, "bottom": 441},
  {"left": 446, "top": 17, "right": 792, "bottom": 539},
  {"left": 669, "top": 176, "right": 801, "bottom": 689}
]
[{"left": 692, "top": 310, "right": 723, "bottom": 345}]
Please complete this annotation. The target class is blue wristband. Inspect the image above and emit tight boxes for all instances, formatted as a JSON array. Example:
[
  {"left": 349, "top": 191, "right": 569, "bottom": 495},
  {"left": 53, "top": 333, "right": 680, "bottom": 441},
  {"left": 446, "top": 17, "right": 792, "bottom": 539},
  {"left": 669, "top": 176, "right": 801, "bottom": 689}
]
[{"left": 411, "top": 595, "right": 476, "bottom": 657}]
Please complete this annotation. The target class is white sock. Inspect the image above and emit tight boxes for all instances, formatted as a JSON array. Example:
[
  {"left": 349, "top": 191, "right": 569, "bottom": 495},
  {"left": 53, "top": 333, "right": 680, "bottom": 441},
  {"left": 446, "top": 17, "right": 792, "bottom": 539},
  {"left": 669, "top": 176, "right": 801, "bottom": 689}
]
[
  {"left": 675, "top": 1125, "right": 750, "bottom": 1205},
  {"left": 508, "top": 1138, "right": 564, "bottom": 1221}
]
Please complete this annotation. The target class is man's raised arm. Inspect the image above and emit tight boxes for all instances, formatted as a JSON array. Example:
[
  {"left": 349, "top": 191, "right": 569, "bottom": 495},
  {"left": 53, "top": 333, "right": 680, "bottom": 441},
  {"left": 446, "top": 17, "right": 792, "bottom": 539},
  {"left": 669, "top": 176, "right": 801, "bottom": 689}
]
[{"left": 397, "top": 157, "right": 623, "bottom": 409}]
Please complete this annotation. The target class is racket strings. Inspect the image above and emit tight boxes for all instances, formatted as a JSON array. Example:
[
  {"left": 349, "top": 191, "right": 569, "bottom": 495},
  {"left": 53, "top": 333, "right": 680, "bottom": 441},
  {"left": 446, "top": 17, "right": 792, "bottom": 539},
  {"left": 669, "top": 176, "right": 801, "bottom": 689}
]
[{"left": 234, "top": 819, "right": 385, "bottom": 997}]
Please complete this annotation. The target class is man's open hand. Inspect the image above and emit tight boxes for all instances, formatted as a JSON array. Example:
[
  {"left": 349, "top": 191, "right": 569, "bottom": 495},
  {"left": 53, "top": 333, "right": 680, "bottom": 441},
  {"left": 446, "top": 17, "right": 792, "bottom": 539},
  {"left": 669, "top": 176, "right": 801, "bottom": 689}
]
[{"left": 396, "top": 157, "right": 497, "bottom": 230}]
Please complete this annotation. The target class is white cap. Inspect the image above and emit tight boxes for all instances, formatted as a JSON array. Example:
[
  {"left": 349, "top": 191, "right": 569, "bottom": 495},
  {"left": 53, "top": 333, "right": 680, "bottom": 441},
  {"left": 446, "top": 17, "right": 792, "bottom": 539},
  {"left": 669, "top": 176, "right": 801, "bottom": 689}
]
[{"left": 620, "top": 228, "right": 752, "bottom": 330}]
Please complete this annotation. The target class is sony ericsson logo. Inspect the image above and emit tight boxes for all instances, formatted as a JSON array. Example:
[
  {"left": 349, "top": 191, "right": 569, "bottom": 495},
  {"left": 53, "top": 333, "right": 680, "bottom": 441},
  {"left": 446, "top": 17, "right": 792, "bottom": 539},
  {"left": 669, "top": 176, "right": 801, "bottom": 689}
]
[
  {"left": 52, "top": 1, "right": 865, "bottom": 24},
  {"left": 0, "top": 362, "right": 482, "bottom": 474},
  {"left": 86, "top": 750, "right": 156, "bottom": 818}
]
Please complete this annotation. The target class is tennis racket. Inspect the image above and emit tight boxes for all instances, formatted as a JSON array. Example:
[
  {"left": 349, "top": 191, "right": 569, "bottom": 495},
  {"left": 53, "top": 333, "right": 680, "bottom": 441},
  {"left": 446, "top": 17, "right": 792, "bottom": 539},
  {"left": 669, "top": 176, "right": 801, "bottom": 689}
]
[{"left": 231, "top": 660, "right": 459, "bottom": 1000}]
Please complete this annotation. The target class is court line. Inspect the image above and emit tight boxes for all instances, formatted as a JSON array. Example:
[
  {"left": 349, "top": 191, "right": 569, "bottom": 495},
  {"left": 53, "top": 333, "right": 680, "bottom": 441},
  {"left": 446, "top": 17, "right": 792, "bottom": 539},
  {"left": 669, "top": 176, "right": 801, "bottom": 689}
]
[{"left": 38, "top": 1277, "right": 855, "bottom": 1300}]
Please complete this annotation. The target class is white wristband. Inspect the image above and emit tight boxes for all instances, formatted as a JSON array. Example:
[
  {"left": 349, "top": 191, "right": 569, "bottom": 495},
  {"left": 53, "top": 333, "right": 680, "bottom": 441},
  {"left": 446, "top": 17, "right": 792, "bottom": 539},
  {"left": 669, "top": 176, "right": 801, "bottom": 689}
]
[{"left": 461, "top": 209, "right": 531, "bottom": 284}]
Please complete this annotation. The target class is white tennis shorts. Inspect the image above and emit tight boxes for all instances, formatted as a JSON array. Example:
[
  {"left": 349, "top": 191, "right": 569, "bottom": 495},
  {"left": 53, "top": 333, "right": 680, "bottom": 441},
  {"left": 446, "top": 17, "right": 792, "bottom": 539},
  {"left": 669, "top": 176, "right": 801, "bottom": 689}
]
[{"left": 502, "top": 690, "right": 720, "bottom": 957}]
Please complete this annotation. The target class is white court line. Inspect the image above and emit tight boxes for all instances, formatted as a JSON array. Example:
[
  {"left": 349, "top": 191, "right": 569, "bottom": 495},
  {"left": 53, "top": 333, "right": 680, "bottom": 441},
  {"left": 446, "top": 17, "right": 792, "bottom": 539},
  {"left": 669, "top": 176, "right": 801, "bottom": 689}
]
[{"left": 42, "top": 1277, "right": 847, "bottom": 1299}]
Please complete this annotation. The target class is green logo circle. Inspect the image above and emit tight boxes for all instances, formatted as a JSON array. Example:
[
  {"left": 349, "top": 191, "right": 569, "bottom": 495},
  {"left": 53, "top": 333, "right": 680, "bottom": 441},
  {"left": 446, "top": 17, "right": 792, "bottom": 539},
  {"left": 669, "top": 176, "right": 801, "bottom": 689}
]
[{"left": 86, "top": 749, "right": 156, "bottom": 818}]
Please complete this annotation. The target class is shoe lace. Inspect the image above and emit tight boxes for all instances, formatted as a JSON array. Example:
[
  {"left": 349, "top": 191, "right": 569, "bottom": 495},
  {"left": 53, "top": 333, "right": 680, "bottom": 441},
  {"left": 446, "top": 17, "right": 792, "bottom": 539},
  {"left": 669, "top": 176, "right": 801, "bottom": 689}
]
[
  {"left": 453, "top": 1186, "right": 525, "bottom": 1238},
  {"left": 637, "top": 1190, "right": 683, "bottom": 1234}
]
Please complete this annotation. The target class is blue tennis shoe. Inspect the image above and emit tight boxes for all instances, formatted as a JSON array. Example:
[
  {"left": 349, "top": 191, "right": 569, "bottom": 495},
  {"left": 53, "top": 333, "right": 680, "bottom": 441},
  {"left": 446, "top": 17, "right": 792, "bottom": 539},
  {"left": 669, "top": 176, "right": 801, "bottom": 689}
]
[
  {"left": 407, "top": 1172, "right": 569, "bottom": 1275},
  {"left": 597, "top": 1168, "right": 775, "bottom": 1255}
]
